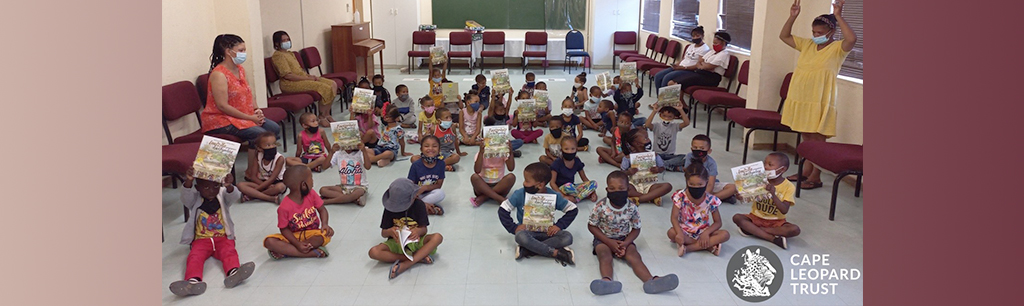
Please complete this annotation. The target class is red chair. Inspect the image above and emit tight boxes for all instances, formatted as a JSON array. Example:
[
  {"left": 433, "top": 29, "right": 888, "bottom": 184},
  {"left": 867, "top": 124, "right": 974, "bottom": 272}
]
[
  {"left": 691, "top": 60, "right": 750, "bottom": 135},
  {"left": 300, "top": 46, "right": 357, "bottom": 112},
  {"left": 625, "top": 36, "right": 667, "bottom": 63},
  {"left": 263, "top": 57, "right": 318, "bottom": 145},
  {"left": 795, "top": 142, "right": 863, "bottom": 221},
  {"left": 162, "top": 81, "right": 244, "bottom": 145},
  {"left": 725, "top": 73, "right": 799, "bottom": 163},
  {"left": 523, "top": 31, "right": 548, "bottom": 73},
  {"left": 612, "top": 31, "right": 638, "bottom": 69},
  {"left": 408, "top": 31, "right": 436, "bottom": 72},
  {"left": 648, "top": 44, "right": 689, "bottom": 94},
  {"left": 479, "top": 31, "right": 506, "bottom": 73},
  {"left": 685, "top": 55, "right": 739, "bottom": 124},
  {"left": 637, "top": 40, "right": 681, "bottom": 91},
  {"left": 197, "top": 73, "right": 289, "bottom": 152},
  {"left": 162, "top": 142, "right": 201, "bottom": 220},
  {"left": 619, "top": 35, "right": 657, "bottom": 64},
  {"left": 448, "top": 31, "right": 474, "bottom": 73}
]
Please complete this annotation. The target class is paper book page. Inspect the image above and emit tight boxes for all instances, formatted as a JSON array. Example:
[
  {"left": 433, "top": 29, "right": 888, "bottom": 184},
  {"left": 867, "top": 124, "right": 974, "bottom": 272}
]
[
  {"left": 596, "top": 72, "right": 611, "bottom": 91},
  {"left": 533, "top": 90, "right": 550, "bottom": 111},
  {"left": 522, "top": 193, "right": 557, "bottom": 232},
  {"left": 482, "top": 125, "right": 511, "bottom": 158},
  {"left": 731, "top": 161, "right": 771, "bottom": 203},
  {"left": 330, "top": 120, "right": 360, "bottom": 150},
  {"left": 430, "top": 46, "right": 447, "bottom": 65},
  {"left": 397, "top": 226, "right": 419, "bottom": 261},
  {"left": 192, "top": 136, "right": 241, "bottom": 182},
  {"left": 442, "top": 82, "right": 460, "bottom": 103},
  {"left": 620, "top": 62, "right": 637, "bottom": 83},
  {"left": 491, "top": 69, "right": 512, "bottom": 93},
  {"left": 657, "top": 84, "right": 682, "bottom": 107},
  {"left": 517, "top": 99, "right": 536, "bottom": 122},
  {"left": 352, "top": 87, "right": 375, "bottom": 114},
  {"left": 629, "top": 152, "right": 658, "bottom": 184}
]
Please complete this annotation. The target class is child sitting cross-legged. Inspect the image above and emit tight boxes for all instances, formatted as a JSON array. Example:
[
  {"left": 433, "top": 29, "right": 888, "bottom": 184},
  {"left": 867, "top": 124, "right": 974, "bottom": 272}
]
[
  {"left": 470, "top": 140, "right": 516, "bottom": 207},
  {"left": 408, "top": 135, "right": 447, "bottom": 215},
  {"left": 668, "top": 161, "right": 731, "bottom": 257},
  {"left": 550, "top": 137, "right": 598, "bottom": 203},
  {"left": 597, "top": 112, "right": 635, "bottom": 166},
  {"left": 263, "top": 165, "right": 334, "bottom": 259},
  {"left": 368, "top": 178, "right": 444, "bottom": 279},
  {"left": 363, "top": 106, "right": 410, "bottom": 168},
  {"left": 319, "top": 142, "right": 370, "bottom": 206},
  {"left": 619, "top": 128, "right": 674, "bottom": 206},
  {"left": 588, "top": 170, "right": 679, "bottom": 296},
  {"left": 238, "top": 132, "right": 286, "bottom": 203},
  {"left": 412, "top": 107, "right": 465, "bottom": 171},
  {"left": 732, "top": 152, "right": 800, "bottom": 249},
  {"left": 539, "top": 117, "right": 566, "bottom": 166},
  {"left": 498, "top": 162, "right": 579, "bottom": 266}
]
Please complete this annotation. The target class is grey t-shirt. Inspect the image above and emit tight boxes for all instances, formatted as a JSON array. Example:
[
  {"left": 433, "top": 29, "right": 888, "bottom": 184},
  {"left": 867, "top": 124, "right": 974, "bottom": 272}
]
[
  {"left": 682, "top": 153, "right": 720, "bottom": 182},
  {"left": 651, "top": 120, "right": 682, "bottom": 155}
]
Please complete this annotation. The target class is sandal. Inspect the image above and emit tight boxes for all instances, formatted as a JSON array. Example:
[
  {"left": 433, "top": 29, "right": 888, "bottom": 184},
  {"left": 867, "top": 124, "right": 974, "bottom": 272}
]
[
  {"left": 800, "top": 181, "right": 824, "bottom": 190},
  {"left": 268, "top": 250, "right": 287, "bottom": 260},
  {"left": 445, "top": 164, "right": 455, "bottom": 172},
  {"left": 421, "top": 255, "right": 434, "bottom": 264},
  {"left": 470, "top": 197, "right": 481, "bottom": 208},
  {"left": 787, "top": 174, "right": 807, "bottom": 182},
  {"left": 432, "top": 204, "right": 445, "bottom": 215},
  {"left": 388, "top": 260, "right": 402, "bottom": 280},
  {"left": 313, "top": 246, "right": 330, "bottom": 258}
]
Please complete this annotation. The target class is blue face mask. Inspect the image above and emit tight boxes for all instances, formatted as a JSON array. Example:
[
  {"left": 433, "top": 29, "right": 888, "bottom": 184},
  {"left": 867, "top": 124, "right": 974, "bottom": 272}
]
[
  {"left": 470, "top": 103, "right": 480, "bottom": 112},
  {"left": 526, "top": 81, "right": 535, "bottom": 88},
  {"left": 432, "top": 77, "right": 442, "bottom": 83},
  {"left": 281, "top": 41, "right": 292, "bottom": 50},
  {"left": 812, "top": 33, "right": 830, "bottom": 45},
  {"left": 232, "top": 51, "right": 246, "bottom": 65},
  {"left": 612, "top": 84, "right": 619, "bottom": 89},
  {"left": 440, "top": 120, "right": 453, "bottom": 129}
]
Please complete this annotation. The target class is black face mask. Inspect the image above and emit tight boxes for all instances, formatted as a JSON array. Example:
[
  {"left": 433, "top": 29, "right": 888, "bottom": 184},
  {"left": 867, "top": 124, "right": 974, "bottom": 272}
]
[
  {"left": 524, "top": 185, "right": 540, "bottom": 194},
  {"left": 688, "top": 186, "right": 706, "bottom": 199},
  {"left": 262, "top": 147, "right": 277, "bottom": 160},
  {"left": 562, "top": 151, "right": 576, "bottom": 161},
  {"left": 607, "top": 191, "right": 629, "bottom": 207},
  {"left": 643, "top": 141, "right": 653, "bottom": 151},
  {"left": 306, "top": 126, "right": 319, "bottom": 134},
  {"left": 550, "top": 128, "right": 563, "bottom": 138},
  {"left": 692, "top": 149, "right": 708, "bottom": 158},
  {"left": 300, "top": 182, "right": 311, "bottom": 197},
  {"left": 692, "top": 37, "right": 702, "bottom": 44},
  {"left": 199, "top": 197, "right": 221, "bottom": 215}
]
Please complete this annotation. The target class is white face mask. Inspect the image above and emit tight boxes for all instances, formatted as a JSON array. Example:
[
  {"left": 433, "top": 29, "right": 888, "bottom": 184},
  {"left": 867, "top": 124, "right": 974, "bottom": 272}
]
[
  {"left": 766, "top": 168, "right": 782, "bottom": 179},
  {"left": 574, "top": 82, "right": 583, "bottom": 88},
  {"left": 561, "top": 108, "right": 574, "bottom": 116}
]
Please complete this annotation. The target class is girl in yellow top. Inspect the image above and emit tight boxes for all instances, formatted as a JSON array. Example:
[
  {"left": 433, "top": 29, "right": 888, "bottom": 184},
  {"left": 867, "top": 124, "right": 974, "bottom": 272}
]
[
  {"left": 271, "top": 31, "right": 338, "bottom": 127},
  {"left": 779, "top": 0, "right": 858, "bottom": 189}
]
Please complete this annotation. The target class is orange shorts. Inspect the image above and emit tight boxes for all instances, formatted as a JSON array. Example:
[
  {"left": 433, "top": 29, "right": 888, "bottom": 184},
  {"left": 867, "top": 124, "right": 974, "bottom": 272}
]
[{"left": 747, "top": 214, "right": 790, "bottom": 228}]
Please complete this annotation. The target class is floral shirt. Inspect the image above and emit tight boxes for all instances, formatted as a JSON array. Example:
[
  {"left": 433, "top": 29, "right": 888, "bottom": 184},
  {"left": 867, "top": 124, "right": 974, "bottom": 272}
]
[
  {"left": 588, "top": 198, "right": 641, "bottom": 239},
  {"left": 672, "top": 189, "right": 720, "bottom": 235}
]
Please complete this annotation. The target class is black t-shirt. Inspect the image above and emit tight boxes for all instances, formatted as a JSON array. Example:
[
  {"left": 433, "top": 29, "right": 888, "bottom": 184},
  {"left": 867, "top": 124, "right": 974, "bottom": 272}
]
[
  {"left": 380, "top": 199, "right": 430, "bottom": 229},
  {"left": 560, "top": 115, "right": 581, "bottom": 138}
]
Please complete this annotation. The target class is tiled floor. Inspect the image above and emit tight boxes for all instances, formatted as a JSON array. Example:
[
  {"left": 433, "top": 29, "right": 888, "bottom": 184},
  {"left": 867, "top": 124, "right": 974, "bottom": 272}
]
[{"left": 162, "top": 68, "right": 863, "bottom": 305}]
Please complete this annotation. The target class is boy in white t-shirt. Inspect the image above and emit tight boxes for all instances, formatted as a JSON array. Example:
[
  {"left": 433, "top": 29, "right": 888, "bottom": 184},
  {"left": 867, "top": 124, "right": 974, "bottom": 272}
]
[{"left": 319, "top": 142, "right": 371, "bottom": 206}]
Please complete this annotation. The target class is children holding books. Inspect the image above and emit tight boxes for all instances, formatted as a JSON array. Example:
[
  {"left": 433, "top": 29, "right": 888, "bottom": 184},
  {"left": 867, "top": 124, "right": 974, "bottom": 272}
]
[
  {"left": 619, "top": 128, "right": 674, "bottom": 205},
  {"left": 415, "top": 107, "right": 465, "bottom": 171},
  {"left": 414, "top": 95, "right": 438, "bottom": 144},
  {"left": 371, "top": 74, "right": 391, "bottom": 107},
  {"left": 470, "top": 140, "right": 516, "bottom": 207},
  {"left": 363, "top": 107, "right": 408, "bottom": 168},
  {"left": 521, "top": 72, "right": 537, "bottom": 97},
  {"left": 668, "top": 162, "right": 731, "bottom": 257},
  {"left": 498, "top": 162, "right": 578, "bottom": 265},
  {"left": 368, "top": 178, "right": 444, "bottom": 280},
  {"left": 460, "top": 93, "right": 484, "bottom": 146},
  {"left": 678, "top": 134, "right": 738, "bottom": 203},
  {"left": 732, "top": 152, "right": 800, "bottom": 249},
  {"left": 558, "top": 98, "right": 590, "bottom": 150},
  {"left": 408, "top": 135, "right": 447, "bottom": 215},
  {"left": 597, "top": 112, "right": 635, "bottom": 166},
  {"left": 392, "top": 84, "right": 417, "bottom": 129},
  {"left": 509, "top": 91, "right": 544, "bottom": 144},
  {"left": 614, "top": 79, "right": 644, "bottom": 118},
  {"left": 535, "top": 82, "right": 553, "bottom": 126},
  {"left": 238, "top": 132, "right": 287, "bottom": 203},
  {"left": 472, "top": 74, "right": 491, "bottom": 110},
  {"left": 353, "top": 79, "right": 381, "bottom": 146},
  {"left": 320, "top": 142, "right": 370, "bottom": 206},
  {"left": 170, "top": 170, "right": 255, "bottom": 297},
  {"left": 539, "top": 117, "right": 566, "bottom": 166},
  {"left": 263, "top": 165, "right": 334, "bottom": 259},
  {"left": 645, "top": 104, "right": 691, "bottom": 169},
  {"left": 286, "top": 112, "right": 334, "bottom": 172},
  {"left": 427, "top": 59, "right": 448, "bottom": 107},
  {"left": 550, "top": 137, "right": 598, "bottom": 203},
  {"left": 588, "top": 170, "right": 679, "bottom": 296}
]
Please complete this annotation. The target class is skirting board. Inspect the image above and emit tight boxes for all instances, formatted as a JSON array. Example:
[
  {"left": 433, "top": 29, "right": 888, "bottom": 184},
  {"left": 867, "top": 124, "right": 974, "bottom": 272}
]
[{"left": 750, "top": 143, "right": 863, "bottom": 191}]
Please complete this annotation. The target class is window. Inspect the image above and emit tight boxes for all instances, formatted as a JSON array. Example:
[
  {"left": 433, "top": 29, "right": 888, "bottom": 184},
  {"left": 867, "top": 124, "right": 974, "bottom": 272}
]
[
  {"left": 718, "top": 0, "right": 754, "bottom": 51},
  {"left": 834, "top": 0, "right": 864, "bottom": 80},
  {"left": 671, "top": 0, "right": 700, "bottom": 41},
  {"left": 641, "top": 0, "right": 661, "bottom": 33}
]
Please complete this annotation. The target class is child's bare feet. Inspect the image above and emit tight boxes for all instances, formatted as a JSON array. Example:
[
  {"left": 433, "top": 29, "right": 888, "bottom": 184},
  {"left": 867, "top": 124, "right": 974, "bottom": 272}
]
[
  {"left": 377, "top": 158, "right": 390, "bottom": 167},
  {"left": 587, "top": 192, "right": 598, "bottom": 202},
  {"left": 357, "top": 193, "right": 367, "bottom": 206},
  {"left": 421, "top": 255, "right": 434, "bottom": 264},
  {"left": 677, "top": 244, "right": 686, "bottom": 257},
  {"left": 709, "top": 244, "right": 721, "bottom": 256}
]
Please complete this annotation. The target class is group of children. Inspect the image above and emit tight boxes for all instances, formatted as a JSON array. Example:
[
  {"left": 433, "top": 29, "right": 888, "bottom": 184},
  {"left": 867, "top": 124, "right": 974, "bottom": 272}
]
[{"left": 170, "top": 62, "right": 803, "bottom": 297}]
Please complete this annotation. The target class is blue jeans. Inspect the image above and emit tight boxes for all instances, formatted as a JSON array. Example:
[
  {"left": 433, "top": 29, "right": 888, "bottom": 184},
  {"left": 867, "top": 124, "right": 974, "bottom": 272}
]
[
  {"left": 660, "top": 153, "right": 687, "bottom": 171},
  {"left": 656, "top": 70, "right": 698, "bottom": 91},
  {"left": 515, "top": 230, "right": 573, "bottom": 257},
  {"left": 510, "top": 139, "right": 524, "bottom": 151},
  {"left": 206, "top": 120, "right": 281, "bottom": 147}
]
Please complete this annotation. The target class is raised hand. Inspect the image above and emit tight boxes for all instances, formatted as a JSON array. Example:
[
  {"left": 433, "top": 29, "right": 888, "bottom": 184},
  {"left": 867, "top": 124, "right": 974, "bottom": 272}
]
[
  {"left": 791, "top": 0, "right": 801, "bottom": 18},
  {"left": 832, "top": 0, "right": 844, "bottom": 17}
]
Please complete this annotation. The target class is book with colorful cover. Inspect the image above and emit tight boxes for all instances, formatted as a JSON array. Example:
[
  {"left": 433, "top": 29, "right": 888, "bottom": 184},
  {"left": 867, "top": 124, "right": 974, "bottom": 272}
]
[
  {"left": 351, "top": 87, "right": 375, "bottom": 114},
  {"left": 522, "top": 193, "right": 557, "bottom": 232},
  {"left": 657, "top": 84, "right": 682, "bottom": 107},
  {"left": 516, "top": 99, "right": 537, "bottom": 122},
  {"left": 620, "top": 62, "right": 637, "bottom": 83},
  {"left": 430, "top": 46, "right": 447, "bottom": 65},
  {"left": 731, "top": 161, "right": 771, "bottom": 203},
  {"left": 442, "top": 82, "right": 460, "bottom": 103},
  {"left": 596, "top": 72, "right": 611, "bottom": 91},
  {"left": 532, "top": 89, "right": 551, "bottom": 113},
  {"left": 491, "top": 69, "right": 512, "bottom": 94},
  {"left": 629, "top": 152, "right": 658, "bottom": 185},
  {"left": 482, "top": 125, "right": 511, "bottom": 158},
  {"left": 192, "top": 136, "right": 241, "bottom": 182},
  {"left": 330, "top": 120, "right": 360, "bottom": 150}
]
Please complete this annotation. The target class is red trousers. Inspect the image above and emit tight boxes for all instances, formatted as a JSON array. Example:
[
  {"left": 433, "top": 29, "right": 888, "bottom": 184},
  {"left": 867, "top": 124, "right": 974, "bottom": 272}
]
[
  {"left": 511, "top": 129, "right": 543, "bottom": 143},
  {"left": 185, "top": 236, "right": 240, "bottom": 280}
]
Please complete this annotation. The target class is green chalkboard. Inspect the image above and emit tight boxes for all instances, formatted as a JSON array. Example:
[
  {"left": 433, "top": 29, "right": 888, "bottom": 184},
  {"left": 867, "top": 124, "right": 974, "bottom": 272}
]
[{"left": 432, "top": 0, "right": 585, "bottom": 30}]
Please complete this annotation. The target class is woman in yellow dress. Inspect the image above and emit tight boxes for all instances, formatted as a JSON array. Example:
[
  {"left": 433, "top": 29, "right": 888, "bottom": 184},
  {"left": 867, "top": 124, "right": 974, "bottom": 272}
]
[
  {"left": 779, "top": 0, "right": 857, "bottom": 189},
  {"left": 271, "top": 30, "right": 338, "bottom": 127}
]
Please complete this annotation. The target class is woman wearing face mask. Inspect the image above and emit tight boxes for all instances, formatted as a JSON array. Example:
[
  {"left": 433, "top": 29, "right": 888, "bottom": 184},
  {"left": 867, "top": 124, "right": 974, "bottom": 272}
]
[
  {"left": 270, "top": 31, "right": 339, "bottom": 127},
  {"left": 202, "top": 34, "right": 282, "bottom": 158},
  {"left": 666, "top": 31, "right": 733, "bottom": 92},
  {"left": 779, "top": 0, "right": 857, "bottom": 189},
  {"left": 653, "top": 26, "right": 711, "bottom": 90}
]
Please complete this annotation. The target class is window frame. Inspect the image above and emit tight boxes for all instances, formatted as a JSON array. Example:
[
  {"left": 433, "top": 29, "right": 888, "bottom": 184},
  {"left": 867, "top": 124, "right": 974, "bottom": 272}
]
[
  {"left": 716, "top": 0, "right": 754, "bottom": 53},
  {"left": 670, "top": 0, "right": 701, "bottom": 41},
  {"left": 640, "top": 0, "right": 662, "bottom": 34}
]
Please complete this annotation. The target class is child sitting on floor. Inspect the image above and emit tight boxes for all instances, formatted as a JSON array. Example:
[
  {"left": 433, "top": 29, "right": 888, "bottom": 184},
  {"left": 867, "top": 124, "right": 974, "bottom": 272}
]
[
  {"left": 570, "top": 72, "right": 587, "bottom": 102},
  {"left": 368, "top": 178, "right": 444, "bottom": 279},
  {"left": 668, "top": 162, "right": 731, "bottom": 257},
  {"left": 550, "top": 137, "right": 598, "bottom": 203},
  {"left": 732, "top": 152, "right": 800, "bottom": 249},
  {"left": 470, "top": 140, "right": 517, "bottom": 207},
  {"left": 614, "top": 79, "right": 644, "bottom": 118},
  {"left": 539, "top": 117, "right": 566, "bottom": 166},
  {"left": 471, "top": 74, "right": 491, "bottom": 110},
  {"left": 534, "top": 81, "right": 552, "bottom": 126},
  {"left": 580, "top": 87, "right": 604, "bottom": 131},
  {"left": 371, "top": 74, "right": 391, "bottom": 107},
  {"left": 414, "top": 107, "right": 465, "bottom": 171},
  {"left": 597, "top": 99, "right": 617, "bottom": 138},
  {"left": 557, "top": 98, "right": 590, "bottom": 150},
  {"left": 353, "top": 79, "right": 381, "bottom": 146},
  {"left": 263, "top": 165, "right": 334, "bottom": 259},
  {"left": 483, "top": 108, "right": 523, "bottom": 156},
  {"left": 597, "top": 112, "right": 636, "bottom": 166},
  {"left": 645, "top": 104, "right": 690, "bottom": 169},
  {"left": 521, "top": 72, "right": 537, "bottom": 97},
  {"left": 588, "top": 170, "right": 678, "bottom": 296},
  {"left": 408, "top": 135, "right": 447, "bottom": 215},
  {"left": 363, "top": 106, "right": 409, "bottom": 168},
  {"left": 412, "top": 95, "right": 438, "bottom": 144},
  {"left": 460, "top": 93, "right": 484, "bottom": 146},
  {"left": 287, "top": 112, "right": 334, "bottom": 172},
  {"left": 619, "top": 128, "right": 674, "bottom": 206},
  {"left": 498, "top": 162, "right": 579, "bottom": 265},
  {"left": 392, "top": 84, "right": 417, "bottom": 129},
  {"left": 319, "top": 142, "right": 370, "bottom": 206},
  {"left": 678, "top": 134, "right": 738, "bottom": 203},
  {"left": 170, "top": 170, "right": 255, "bottom": 297},
  {"left": 239, "top": 132, "right": 286, "bottom": 203},
  {"left": 509, "top": 91, "right": 544, "bottom": 144}
]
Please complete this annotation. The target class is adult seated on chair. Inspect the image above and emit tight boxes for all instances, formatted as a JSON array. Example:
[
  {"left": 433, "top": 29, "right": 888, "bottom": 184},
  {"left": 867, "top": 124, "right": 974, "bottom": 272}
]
[
  {"left": 666, "top": 31, "right": 732, "bottom": 92},
  {"left": 270, "top": 30, "right": 338, "bottom": 127},
  {"left": 653, "top": 26, "right": 711, "bottom": 90},
  {"left": 203, "top": 34, "right": 281, "bottom": 160}
]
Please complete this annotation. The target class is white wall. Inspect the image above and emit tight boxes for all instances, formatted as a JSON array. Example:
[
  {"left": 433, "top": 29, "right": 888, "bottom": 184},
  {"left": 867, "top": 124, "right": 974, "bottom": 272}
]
[{"left": 260, "top": 0, "right": 354, "bottom": 83}]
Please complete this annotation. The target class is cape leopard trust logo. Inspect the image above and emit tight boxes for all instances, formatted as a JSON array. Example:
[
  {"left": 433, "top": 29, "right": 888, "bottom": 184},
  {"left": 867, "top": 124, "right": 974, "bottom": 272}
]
[{"left": 727, "top": 246, "right": 784, "bottom": 302}]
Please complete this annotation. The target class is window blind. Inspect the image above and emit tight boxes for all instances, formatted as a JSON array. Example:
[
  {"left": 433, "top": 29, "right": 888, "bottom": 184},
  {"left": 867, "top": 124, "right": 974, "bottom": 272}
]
[
  {"left": 641, "top": 0, "right": 662, "bottom": 32},
  {"left": 719, "top": 0, "right": 754, "bottom": 51},
  {"left": 671, "top": 0, "right": 700, "bottom": 41}
]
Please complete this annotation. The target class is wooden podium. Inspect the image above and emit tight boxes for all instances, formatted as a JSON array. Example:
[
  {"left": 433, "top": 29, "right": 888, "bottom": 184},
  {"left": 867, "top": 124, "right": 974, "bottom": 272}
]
[{"left": 331, "top": 22, "right": 385, "bottom": 77}]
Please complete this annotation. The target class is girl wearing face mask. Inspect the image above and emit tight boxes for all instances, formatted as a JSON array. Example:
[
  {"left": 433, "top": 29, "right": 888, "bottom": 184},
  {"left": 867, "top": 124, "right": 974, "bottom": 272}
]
[
  {"left": 667, "top": 161, "right": 730, "bottom": 257},
  {"left": 550, "top": 138, "right": 598, "bottom": 203},
  {"left": 202, "top": 34, "right": 282, "bottom": 164},
  {"left": 653, "top": 26, "right": 711, "bottom": 92},
  {"left": 580, "top": 87, "right": 604, "bottom": 131},
  {"left": 270, "top": 31, "right": 338, "bottom": 127},
  {"left": 558, "top": 98, "right": 590, "bottom": 150},
  {"left": 392, "top": 84, "right": 418, "bottom": 128},
  {"left": 286, "top": 112, "right": 335, "bottom": 172},
  {"left": 618, "top": 128, "right": 674, "bottom": 206},
  {"left": 426, "top": 108, "right": 466, "bottom": 171},
  {"left": 408, "top": 136, "right": 448, "bottom": 215},
  {"left": 779, "top": 0, "right": 857, "bottom": 190},
  {"left": 570, "top": 72, "right": 587, "bottom": 102},
  {"left": 666, "top": 31, "right": 733, "bottom": 93},
  {"left": 460, "top": 93, "right": 484, "bottom": 145}
]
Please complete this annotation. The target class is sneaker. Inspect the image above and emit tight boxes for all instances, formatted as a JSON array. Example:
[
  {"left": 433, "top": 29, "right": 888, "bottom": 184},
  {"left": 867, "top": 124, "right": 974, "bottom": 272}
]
[
  {"left": 169, "top": 279, "right": 207, "bottom": 296},
  {"left": 554, "top": 247, "right": 575, "bottom": 266},
  {"left": 515, "top": 246, "right": 535, "bottom": 260},
  {"left": 224, "top": 262, "right": 255, "bottom": 288},
  {"left": 772, "top": 236, "right": 788, "bottom": 249},
  {"left": 513, "top": 150, "right": 523, "bottom": 158}
]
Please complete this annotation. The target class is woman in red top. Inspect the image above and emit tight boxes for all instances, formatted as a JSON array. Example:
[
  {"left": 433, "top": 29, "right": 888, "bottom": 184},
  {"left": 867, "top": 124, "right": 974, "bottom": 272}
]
[{"left": 202, "top": 34, "right": 282, "bottom": 151}]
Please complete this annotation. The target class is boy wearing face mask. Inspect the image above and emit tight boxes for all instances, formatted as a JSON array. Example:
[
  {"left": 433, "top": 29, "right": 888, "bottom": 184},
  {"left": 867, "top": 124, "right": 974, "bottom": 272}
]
[
  {"left": 677, "top": 134, "right": 738, "bottom": 203},
  {"left": 471, "top": 74, "right": 492, "bottom": 110},
  {"left": 534, "top": 81, "right": 552, "bottom": 127},
  {"left": 393, "top": 84, "right": 417, "bottom": 129},
  {"left": 613, "top": 79, "right": 644, "bottom": 117},
  {"left": 286, "top": 112, "right": 335, "bottom": 172},
  {"left": 498, "top": 162, "right": 579, "bottom": 265},
  {"left": 427, "top": 59, "right": 448, "bottom": 107},
  {"left": 371, "top": 74, "right": 391, "bottom": 108},
  {"left": 432, "top": 108, "right": 466, "bottom": 171},
  {"left": 558, "top": 98, "right": 590, "bottom": 151},
  {"left": 588, "top": 171, "right": 678, "bottom": 296},
  {"left": 521, "top": 72, "right": 537, "bottom": 97},
  {"left": 539, "top": 118, "right": 566, "bottom": 166},
  {"left": 732, "top": 153, "right": 800, "bottom": 249},
  {"left": 604, "top": 76, "right": 621, "bottom": 97},
  {"left": 645, "top": 104, "right": 691, "bottom": 169},
  {"left": 550, "top": 138, "right": 598, "bottom": 203},
  {"left": 668, "top": 162, "right": 731, "bottom": 257},
  {"left": 239, "top": 132, "right": 287, "bottom": 203},
  {"left": 263, "top": 166, "right": 334, "bottom": 259}
]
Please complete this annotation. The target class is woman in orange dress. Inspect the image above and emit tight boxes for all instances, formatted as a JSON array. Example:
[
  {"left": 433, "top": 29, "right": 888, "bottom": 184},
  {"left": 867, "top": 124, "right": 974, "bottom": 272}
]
[{"left": 202, "top": 34, "right": 281, "bottom": 154}]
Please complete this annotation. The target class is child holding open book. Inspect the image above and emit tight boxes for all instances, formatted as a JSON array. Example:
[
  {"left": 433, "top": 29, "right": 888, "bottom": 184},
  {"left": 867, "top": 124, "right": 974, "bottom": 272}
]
[
  {"left": 732, "top": 152, "right": 800, "bottom": 249},
  {"left": 368, "top": 178, "right": 444, "bottom": 280},
  {"left": 509, "top": 91, "right": 544, "bottom": 144},
  {"left": 550, "top": 137, "right": 598, "bottom": 203},
  {"left": 619, "top": 129, "right": 674, "bottom": 205},
  {"left": 363, "top": 106, "right": 408, "bottom": 168},
  {"left": 470, "top": 129, "right": 516, "bottom": 207},
  {"left": 498, "top": 162, "right": 579, "bottom": 265}
]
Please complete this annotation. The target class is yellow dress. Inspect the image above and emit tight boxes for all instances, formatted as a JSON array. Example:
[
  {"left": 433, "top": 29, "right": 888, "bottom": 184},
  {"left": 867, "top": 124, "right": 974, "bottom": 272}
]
[
  {"left": 272, "top": 50, "right": 337, "bottom": 106},
  {"left": 780, "top": 36, "right": 851, "bottom": 137}
]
